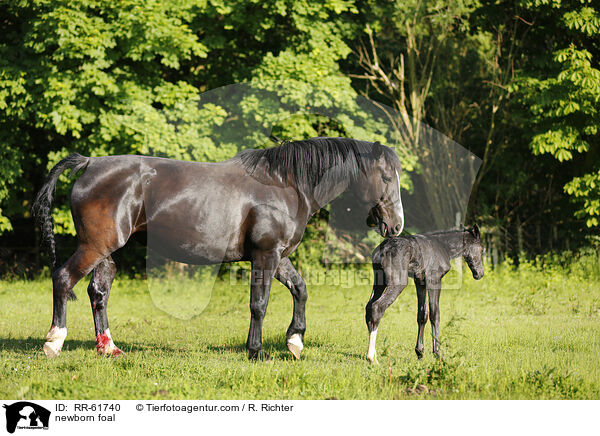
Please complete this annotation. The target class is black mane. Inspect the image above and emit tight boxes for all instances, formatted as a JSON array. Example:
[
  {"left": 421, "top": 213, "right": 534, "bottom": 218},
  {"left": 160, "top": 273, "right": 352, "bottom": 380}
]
[
  {"left": 238, "top": 137, "right": 399, "bottom": 188},
  {"left": 419, "top": 227, "right": 478, "bottom": 258}
]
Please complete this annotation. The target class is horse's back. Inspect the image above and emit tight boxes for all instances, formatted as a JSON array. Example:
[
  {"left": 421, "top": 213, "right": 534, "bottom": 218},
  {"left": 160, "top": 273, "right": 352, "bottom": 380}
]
[
  {"left": 70, "top": 154, "right": 308, "bottom": 264},
  {"left": 373, "top": 234, "right": 452, "bottom": 285}
]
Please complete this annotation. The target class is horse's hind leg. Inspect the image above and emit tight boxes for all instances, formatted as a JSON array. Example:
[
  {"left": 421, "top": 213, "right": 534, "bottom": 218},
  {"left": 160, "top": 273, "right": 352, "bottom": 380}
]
[
  {"left": 365, "top": 283, "right": 405, "bottom": 363},
  {"left": 87, "top": 256, "right": 122, "bottom": 356},
  {"left": 366, "top": 257, "right": 408, "bottom": 363},
  {"left": 275, "top": 257, "right": 307, "bottom": 359},
  {"left": 43, "top": 245, "right": 104, "bottom": 358},
  {"left": 365, "top": 279, "right": 385, "bottom": 364}
]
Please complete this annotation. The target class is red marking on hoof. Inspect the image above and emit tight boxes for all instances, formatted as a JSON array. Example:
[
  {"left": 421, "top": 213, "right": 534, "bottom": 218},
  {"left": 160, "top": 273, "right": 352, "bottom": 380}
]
[
  {"left": 96, "top": 332, "right": 123, "bottom": 357},
  {"left": 96, "top": 332, "right": 111, "bottom": 349}
]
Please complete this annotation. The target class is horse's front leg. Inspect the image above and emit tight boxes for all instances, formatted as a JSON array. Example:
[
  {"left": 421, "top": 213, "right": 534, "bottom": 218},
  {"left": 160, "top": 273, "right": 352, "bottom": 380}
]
[
  {"left": 414, "top": 278, "right": 428, "bottom": 359},
  {"left": 275, "top": 257, "right": 307, "bottom": 359},
  {"left": 87, "top": 256, "right": 122, "bottom": 356},
  {"left": 246, "top": 250, "right": 280, "bottom": 360}
]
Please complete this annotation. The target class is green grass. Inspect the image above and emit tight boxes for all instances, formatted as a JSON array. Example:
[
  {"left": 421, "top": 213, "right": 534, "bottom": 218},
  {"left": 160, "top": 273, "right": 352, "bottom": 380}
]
[{"left": 1, "top": 259, "right": 599, "bottom": 399}]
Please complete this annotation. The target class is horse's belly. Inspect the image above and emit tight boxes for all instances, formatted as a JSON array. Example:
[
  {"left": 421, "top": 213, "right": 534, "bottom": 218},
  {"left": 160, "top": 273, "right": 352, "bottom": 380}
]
[{"left": 144, "top": 219, "right": 245, "bottom": 265}]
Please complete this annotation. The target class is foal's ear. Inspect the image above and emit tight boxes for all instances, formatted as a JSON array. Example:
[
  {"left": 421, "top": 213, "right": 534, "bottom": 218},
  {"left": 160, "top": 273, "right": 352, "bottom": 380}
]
[{"left": 372, "top": 141, "right": 383, "bottom": 159}]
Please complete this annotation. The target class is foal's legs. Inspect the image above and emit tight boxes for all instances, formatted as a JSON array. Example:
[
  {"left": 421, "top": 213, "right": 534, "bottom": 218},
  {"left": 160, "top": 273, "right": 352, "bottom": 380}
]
[
  {"left": 43, "top": 245, "right": 104, "bottom": 357},
  {"left": 365, "top": 284, "right": 405, "bottom": 363},
  {"left": 428, "top": 279, "right": 442, "bottom": 357},
  {"left": 87, "top": 256, "right": 122, "bottom": 356},
  {"left": 247, "top": 251, "right": 281, "bottom": 360},
  {"left": 414, "top": 278, "right": 428, "bottom": 359},
  {"left": 365, "top": 281, "right": 384, "bottom": 364},
  {"left": 366, "top": 257, "right": 409, "bottom": 363},
  {"left": 366, "top": 260, "right": 408, "bottom": 364},
  {"left": 274, "top": 257, "right": 308, "bottom": 359}
]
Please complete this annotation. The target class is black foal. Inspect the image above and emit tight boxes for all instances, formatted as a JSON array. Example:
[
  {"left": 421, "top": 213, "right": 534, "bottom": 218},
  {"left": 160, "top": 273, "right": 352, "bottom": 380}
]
[{"left": 365, "top": 225, "right": 484, "bottom": 363}]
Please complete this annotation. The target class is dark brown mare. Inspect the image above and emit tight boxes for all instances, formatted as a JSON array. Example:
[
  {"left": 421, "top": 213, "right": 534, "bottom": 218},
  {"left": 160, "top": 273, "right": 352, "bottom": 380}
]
[
  {"left": 33, "top": 137, "right": 405, "bottom": 359},
  {"left": 365, "top": 226, "right": 484, "bottom": 363}
]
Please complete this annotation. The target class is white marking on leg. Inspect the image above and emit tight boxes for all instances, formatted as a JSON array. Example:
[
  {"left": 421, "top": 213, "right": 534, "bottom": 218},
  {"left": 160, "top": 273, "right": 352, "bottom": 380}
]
[
  {"left": 287, "top": 333, "right": 303, "bottom": 350},
  {"left": 43, "top": 326, "right": 67, "bottom": 358},
  {"left": 96, "top": 328, "right": 122, "bottom": 356},
  {"left": 394, "top": 170, "right": 404, "bottom": 234},
  {"left": 287, "top": 333, "right": 304, "bottom": 359},
  {"left": 366, "top": 329, "right": 378, "bottom": 363}
]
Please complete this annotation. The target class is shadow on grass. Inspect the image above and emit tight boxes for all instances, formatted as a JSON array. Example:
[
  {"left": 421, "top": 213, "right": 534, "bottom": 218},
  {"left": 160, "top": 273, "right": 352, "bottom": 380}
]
[
  {"left": 1, "top": 335, "right": 366, "bottom": 361},
  {"left": 204, "top": 335, "right": 365, "bottom": 361},
  {"left": 0, "top": 337, "right": 167, "bottom": 354},
  {"left": 204, "top": 335, "right": 290, "bottom": 355}
]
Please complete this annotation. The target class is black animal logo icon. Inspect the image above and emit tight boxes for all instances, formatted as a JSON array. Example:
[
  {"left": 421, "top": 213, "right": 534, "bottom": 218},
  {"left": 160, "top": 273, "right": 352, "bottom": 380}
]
[{"left": 3, "top": 402, "right": 50, "bottom": 433}]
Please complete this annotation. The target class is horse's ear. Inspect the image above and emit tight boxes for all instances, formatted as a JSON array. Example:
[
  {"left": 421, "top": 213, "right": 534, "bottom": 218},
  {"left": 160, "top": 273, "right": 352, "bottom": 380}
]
[
  {"left": 472, "top": 224, "right": 480, "bottom": 240},
  {"left": 372, "top": 141, "right": 383, "bottom": 159}
]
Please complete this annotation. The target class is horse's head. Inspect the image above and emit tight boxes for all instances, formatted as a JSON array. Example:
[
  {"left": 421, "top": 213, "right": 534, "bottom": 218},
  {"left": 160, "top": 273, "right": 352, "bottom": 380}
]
[
  {"left": 463, "top": 224, "right": 484, "bottom": 280},
  {"left": 354, "top": 141, "right": 404, "bottom": 237}
]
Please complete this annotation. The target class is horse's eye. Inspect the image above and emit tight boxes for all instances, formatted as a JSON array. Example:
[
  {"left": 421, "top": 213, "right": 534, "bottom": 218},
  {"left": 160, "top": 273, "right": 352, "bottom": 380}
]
[{"left": 382, "top": 174, "right": 392, "bottom": 183}]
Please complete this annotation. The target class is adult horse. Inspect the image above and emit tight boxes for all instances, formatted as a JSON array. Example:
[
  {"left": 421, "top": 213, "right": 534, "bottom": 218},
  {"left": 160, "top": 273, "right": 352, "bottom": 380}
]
[{"left": 33, "top": 137, "right": 405, "bottom": 359}]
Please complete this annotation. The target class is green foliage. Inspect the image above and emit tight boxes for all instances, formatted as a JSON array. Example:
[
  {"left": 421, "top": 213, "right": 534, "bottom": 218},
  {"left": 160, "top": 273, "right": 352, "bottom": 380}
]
[
  {"left": 0, "top": 0, "right": 364, "bottom": 237},
  {"left": 565, "top": 171, "right": 600, "bottom": 226},
  {"left": 513, "top": 0, "right": 600, "bottom": 228},
  {"left": 1, "top": 0, "right": 599, "bottom": 264}
]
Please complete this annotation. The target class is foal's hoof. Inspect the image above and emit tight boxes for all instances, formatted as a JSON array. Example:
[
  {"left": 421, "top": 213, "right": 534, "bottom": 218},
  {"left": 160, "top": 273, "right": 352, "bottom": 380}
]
[
  {"left": 248, "top": 349, "right": 272, "bottom": 361},
  {"left": 415, "top": 349, "right": 424, "bottom": 360},
  {"left": 366, "top": 355, "right": 379, "bottom": 365},
  {"left": 286, "top": 333, "right": 304, "bottom": 360}
]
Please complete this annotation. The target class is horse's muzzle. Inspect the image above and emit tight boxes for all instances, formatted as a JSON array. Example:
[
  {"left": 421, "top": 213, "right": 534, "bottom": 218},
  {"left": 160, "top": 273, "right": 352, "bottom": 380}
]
[{"left": 473, "top": 271, "right": 484, "bottom": 280}]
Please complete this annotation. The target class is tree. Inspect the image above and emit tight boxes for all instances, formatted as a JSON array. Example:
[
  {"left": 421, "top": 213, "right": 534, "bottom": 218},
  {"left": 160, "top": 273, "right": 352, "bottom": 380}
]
[
  {"left": 0, "top": 0, "right": 368, "bottom": 272},
  {"left": 511, "top": 0, "right": 600, "bottom": 228},
  {"left": 350, "top": 0, "right": 484, "bottom": 229}
]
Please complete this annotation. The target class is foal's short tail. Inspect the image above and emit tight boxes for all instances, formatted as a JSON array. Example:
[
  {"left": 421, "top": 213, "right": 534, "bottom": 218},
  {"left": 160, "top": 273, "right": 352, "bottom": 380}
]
[{"left": 32, "top": 153, "right": 90, "bottom": 274}]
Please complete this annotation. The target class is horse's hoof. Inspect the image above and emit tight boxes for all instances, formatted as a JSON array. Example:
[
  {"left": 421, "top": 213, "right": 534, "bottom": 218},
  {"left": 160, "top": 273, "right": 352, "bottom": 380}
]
[
  {"left": 366, "top": 355, "right": 379, "bottom": 365},
  {"left": 287, "top": 333, "right": 303, "bottom": 359},
  {"left": 98, "top": 346, "right": 124, "bottom": 358},
  {"left": 248, "top": 349, "right": 271, "bottom": 361},
  {"left": 43, "top": 326, "right": 67, "bottom": 358},
  {"left": 415, "top": 349, "right": 424, "bottom": 360},
  {"left": 43, "top": 341, "right": 61, "bottom": 358},
  {"left": 96, "top": 330, "right": 123, "bottom": 357}
]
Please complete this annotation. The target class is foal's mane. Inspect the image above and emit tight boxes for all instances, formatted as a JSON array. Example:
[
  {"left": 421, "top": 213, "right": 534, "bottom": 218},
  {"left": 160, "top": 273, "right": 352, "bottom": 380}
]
[
  {"left": 238, "top": 137, "right": 398, "bottom": 188},
  {"left": 422, "top": 227, "right": 479, "bottom": 256}
]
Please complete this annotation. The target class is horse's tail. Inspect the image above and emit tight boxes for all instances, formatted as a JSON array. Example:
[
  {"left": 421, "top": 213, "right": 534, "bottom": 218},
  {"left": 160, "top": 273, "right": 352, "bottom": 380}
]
[{"left": 32, "top": 153, "right": 90, "bottom": 274}]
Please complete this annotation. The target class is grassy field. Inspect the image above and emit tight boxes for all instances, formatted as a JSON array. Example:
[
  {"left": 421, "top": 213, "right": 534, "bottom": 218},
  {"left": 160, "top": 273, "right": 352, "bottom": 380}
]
[{"left": 1, "top": 255, "right": 599, "bottom": 400}]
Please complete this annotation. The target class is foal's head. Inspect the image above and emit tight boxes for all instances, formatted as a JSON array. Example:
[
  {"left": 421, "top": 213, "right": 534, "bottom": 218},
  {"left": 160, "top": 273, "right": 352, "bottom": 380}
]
[
  {"left": 356, "top": 142, "right": 404, "bottom": 237},
  {"left": 463, "top": 224, "right": 484, "bottom": 280}
]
